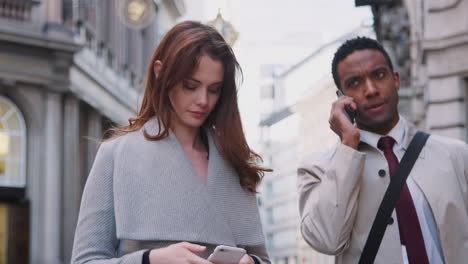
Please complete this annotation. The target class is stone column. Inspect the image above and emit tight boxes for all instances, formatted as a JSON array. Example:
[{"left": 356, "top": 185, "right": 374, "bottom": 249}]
[
  {"left": 43, "top": 92, "right": 63, "bottom": 264},
  {"left": 422, "top": 0, "right": 468, "bottom": 140},
  {"left": 62, "top": 95, "right": 81, "bottom": 263},
  {"left": 46, "top": 0, "right": 63, "bottom": 24},
  {"left": 86, "top": 110, "right": 102, "bottom": 177}
]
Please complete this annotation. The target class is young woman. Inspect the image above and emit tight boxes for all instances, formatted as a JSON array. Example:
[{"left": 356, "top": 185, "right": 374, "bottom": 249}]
[{"left": 71, "top": 21, "right": 271, "bottom": 264}]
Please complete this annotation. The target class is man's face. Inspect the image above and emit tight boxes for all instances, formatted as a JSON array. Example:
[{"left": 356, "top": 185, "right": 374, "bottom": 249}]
[{"left": 337, "top": 49, "right": 400, "bottom": 134}]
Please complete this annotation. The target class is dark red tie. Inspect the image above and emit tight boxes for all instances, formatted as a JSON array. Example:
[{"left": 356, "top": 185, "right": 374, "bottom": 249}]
[{"left": 377, "top": 136, "right": 429, "bottom": 264}]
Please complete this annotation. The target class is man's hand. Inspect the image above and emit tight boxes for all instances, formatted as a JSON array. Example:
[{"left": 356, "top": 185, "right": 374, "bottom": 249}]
[
  {"left": 149, "top": 242, "right": 213, "bottom": 264},
  {"left": 329, "top": 95, "right": 360, "bottom": 149}
]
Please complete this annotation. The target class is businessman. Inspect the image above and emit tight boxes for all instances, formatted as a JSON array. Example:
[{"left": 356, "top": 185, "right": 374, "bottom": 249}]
[{"left": 298, "top": 36, "right": 468, "bottom": 264}]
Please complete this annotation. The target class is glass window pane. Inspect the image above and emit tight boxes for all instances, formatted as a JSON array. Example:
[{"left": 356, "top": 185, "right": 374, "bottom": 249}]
[
  {"left": 9, "top": 136, "right": 21, "bottom": 158},
  {"left": 0, "top": 160, "right": 5, "bottom": 175},
  {"left": 0, "top": 97, "right": 25, "bottom": 188},
  {"left": 0, "top": 102, "right": 8, "bottom": 117},
  {"left": 8, "top": 161, "right": 21, "bottom": 184},
  {"left": 0, "top": 133, "right": 8, "bottom": 157},
  {"left": 6, "top": 115, "right": 20, "bottom": 131}
]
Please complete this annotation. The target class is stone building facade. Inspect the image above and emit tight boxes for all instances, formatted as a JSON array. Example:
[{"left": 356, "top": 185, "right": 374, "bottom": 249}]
[
  {"left": 362, "top": 0, "right": 468, "bottom": 140},
  {"left": 0, "top": 0, "right": 184, "bottom": 263}
]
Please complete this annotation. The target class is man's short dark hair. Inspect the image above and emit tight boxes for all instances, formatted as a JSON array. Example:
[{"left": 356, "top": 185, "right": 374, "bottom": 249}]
[{"left": 331, "top": 36, "right": 394, "bottom": 90}]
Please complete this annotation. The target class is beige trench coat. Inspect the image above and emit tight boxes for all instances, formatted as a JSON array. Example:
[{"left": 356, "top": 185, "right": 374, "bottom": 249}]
[{"left": 298, "top": 126, "right": 468, "bottom": 264}]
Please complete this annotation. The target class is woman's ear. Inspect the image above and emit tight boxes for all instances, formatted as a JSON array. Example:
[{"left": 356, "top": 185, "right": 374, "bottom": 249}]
[{"left": 153, "top": 60, "right": 163, "bottom": 78}]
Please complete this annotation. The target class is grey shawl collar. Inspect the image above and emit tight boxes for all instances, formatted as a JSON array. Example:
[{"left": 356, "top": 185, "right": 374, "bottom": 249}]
[{"left": 110, "top": 118, "right": 265, "bottom": 246}]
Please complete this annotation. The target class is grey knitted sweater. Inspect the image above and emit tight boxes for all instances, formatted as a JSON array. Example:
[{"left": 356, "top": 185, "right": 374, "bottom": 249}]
[{"left": 71, "top": 119, "right": 269, "bottom": 264}]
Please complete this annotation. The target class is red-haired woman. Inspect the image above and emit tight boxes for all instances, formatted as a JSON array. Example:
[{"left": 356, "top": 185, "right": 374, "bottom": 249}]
[{"left": 71, "top": 21, "right": 271, "bottom": 264}]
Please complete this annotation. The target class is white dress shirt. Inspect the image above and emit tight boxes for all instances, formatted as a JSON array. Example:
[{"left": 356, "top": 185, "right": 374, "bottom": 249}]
[{"left": 359, "top": 116, "right": 444, "bottom": 264}]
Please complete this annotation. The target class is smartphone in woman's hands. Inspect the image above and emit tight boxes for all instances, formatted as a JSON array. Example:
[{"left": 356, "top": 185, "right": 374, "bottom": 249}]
[{"left": 208, "top": 245, "right": 246, "bottom": 264}]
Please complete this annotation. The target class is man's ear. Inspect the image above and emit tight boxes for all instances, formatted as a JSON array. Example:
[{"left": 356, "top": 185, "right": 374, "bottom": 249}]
[{"left": 153, "top": 60, "right": 163, "bottom": 78}]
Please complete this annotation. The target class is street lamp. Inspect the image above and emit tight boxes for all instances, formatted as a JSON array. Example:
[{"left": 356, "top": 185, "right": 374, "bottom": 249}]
[
  {"left": 207, "top": 9, "right": 239, "bottom": 47},
  {"left": 118, "top": 0, "right": 156, "bottom": 29}
]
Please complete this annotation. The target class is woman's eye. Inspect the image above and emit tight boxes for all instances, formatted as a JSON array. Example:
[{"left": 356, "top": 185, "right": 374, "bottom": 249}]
[
  {"left": 183, "top": 83, "right": 196, "bottom": 90},
  {"left": 209, "top": 88, "right": 221, "bottom": 94}
]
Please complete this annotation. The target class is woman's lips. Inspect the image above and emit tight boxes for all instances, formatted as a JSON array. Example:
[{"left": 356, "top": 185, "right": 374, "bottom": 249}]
[{"left": 189, "top": 111, "right": 207, "bottom": 119}]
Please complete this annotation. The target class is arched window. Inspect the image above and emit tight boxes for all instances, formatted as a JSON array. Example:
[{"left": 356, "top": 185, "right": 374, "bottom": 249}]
[{"left": 0, "top": 96, "right": 26, "bottom": 188}]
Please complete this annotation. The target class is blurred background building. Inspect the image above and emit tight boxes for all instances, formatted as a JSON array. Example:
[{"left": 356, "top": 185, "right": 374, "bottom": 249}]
[
  {"left": 257, "top": 26, "right": 374, "bottom": 264},
  {"left": 257, "top": 1, "right": 468, "bottom": 264},
  {"left": 360, "top": 0, "right": 468, "bottom": 140},
  {"left": 0, "top": 0, "right": 184, "bottom": 263}
]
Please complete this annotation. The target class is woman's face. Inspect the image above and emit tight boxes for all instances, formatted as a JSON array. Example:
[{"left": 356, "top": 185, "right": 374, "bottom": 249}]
[{"left": 169, "top": 55, "right": 224, "bottom": 131}]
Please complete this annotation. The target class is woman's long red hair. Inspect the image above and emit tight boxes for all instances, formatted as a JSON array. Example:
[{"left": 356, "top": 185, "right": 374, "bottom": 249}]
[{"left": 109, "top": 21, "right": 270, "bottom": 193}]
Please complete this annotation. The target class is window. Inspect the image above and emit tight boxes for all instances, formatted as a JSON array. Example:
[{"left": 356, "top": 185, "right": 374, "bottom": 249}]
[
  {"left": 266, "top": 233, "right": 274, "bottom": 250},
  {"left": 264, "top": 181, "right": 273, "bottom": 198},
  {"left": 266, "top": 207, "right": 273, "bottom": 224},
  {"left": 0, "top": 96, "right": 26, "bottom": 188},
  {"left": 79, "top": 0, "right": 97, "bottom": 28}
]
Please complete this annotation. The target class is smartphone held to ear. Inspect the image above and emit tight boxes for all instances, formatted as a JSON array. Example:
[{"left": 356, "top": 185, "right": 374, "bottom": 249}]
[
  {"left": 208, "top": 245, "right": 246, "bottom": 264},
  {"left": 337, "top": 90, "right": 356, "bottom": 124}
]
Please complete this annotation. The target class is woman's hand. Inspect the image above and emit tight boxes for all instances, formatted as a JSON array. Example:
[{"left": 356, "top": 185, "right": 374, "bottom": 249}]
[
  {"left": 149, "top": 242, "right": 213, "bottom": 264},
  {"left": 232, "top": 254, "right": 256, "bottom": 264}
]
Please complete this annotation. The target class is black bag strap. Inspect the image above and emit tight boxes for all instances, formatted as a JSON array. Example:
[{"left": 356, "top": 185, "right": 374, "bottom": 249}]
[{"left": 358, "top": 131, "right": 430, "bottom": 264}]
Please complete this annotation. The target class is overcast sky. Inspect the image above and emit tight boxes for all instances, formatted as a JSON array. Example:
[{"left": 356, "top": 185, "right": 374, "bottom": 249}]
[{"left": 180, "top": 0, "right": 372, "bottom": 147}]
